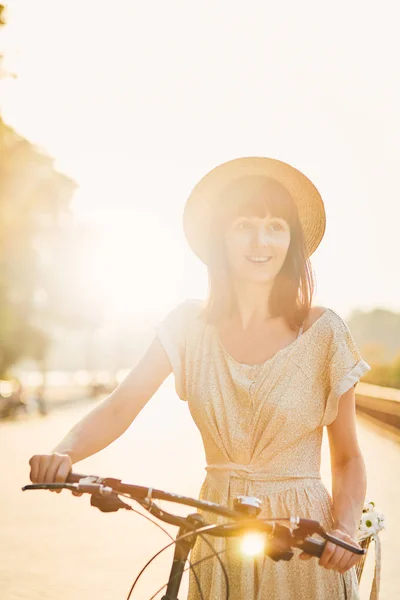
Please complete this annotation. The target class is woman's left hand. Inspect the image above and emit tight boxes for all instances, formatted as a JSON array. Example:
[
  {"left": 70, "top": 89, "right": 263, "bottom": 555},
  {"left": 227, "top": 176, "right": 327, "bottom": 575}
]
[{"left": 299, "top": 529, "right": 362, "bottom": 574}]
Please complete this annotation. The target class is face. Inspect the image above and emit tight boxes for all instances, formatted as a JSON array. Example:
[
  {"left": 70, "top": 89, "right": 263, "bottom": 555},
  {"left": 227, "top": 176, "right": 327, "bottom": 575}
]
[{"left": 223, "top": 212, "right": 291, "bottom": 284}]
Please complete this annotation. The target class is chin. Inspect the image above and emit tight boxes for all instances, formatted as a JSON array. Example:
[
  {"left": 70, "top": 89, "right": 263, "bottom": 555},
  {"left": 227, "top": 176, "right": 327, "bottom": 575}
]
[{"left": 235, "top": 271, "right": 278, "bottom": 285}]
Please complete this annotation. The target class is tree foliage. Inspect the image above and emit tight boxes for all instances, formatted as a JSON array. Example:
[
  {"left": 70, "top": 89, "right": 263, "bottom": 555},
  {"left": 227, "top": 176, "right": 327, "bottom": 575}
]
[
  {"left": 0, "top": 117, "right": 77, "bottom": 377},
  {"left": 348, "top": 308, "right": 400, "bottom": 363},
  {"left": 348, "top": 308, "right": 400, "bottom": 389}
]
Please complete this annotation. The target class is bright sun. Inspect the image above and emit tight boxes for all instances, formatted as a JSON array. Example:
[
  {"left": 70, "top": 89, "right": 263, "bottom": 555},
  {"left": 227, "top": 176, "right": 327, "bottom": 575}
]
[{"left": 74, "top": 205, "right": 184, "bottom": 320}]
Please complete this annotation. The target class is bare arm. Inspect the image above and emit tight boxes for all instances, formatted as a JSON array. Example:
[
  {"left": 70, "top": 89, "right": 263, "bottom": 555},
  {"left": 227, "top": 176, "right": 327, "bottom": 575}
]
[
  {"left": 301, "top": 385, "right": 367, "bottom": 572},
  {"left": 305, "top": 306, "right": 367, "bottom": 534},
  {"left": 29, "top": 336, "right": 172, "bottom": 482},
  {"left": 327, "top": 385, "right": 367, "bottom": 537}
]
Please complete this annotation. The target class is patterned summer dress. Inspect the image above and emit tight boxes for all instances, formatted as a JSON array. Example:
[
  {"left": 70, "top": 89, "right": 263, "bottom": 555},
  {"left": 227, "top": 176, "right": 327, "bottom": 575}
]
[{"left": 156, "top": 300, "right": 370, "bottom": 600}]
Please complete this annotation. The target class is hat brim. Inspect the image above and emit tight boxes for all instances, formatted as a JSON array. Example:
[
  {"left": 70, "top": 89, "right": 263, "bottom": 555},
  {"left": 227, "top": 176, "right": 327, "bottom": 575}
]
[{"left": 183, "top": 157, "right": 326, "bottom": 263}]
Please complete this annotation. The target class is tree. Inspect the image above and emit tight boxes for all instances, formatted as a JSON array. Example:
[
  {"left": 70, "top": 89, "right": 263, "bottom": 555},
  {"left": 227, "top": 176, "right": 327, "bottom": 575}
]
[
  {"left": 348, "top": 309, "right": 400, "bottom": 389},
  {"left": 0, "top": 117, "right": 77, "bottom": 377},
  {"left": 348, "top": 308, "right": 400, "bottom": 364},
  {"left": 0, "top": 4, "right": 78, "bottom": 377}
]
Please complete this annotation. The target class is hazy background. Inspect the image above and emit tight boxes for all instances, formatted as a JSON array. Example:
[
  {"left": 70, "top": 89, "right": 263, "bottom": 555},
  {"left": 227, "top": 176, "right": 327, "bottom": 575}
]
[{"left": 0, "top": 0, "right": 399, "bottom": 388}]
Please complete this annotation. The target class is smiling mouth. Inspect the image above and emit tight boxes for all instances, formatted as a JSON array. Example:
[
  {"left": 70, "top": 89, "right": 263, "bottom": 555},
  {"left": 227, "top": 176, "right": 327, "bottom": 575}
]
[{"left": 246, "top": 256, "right": 273, "bottom": 265}]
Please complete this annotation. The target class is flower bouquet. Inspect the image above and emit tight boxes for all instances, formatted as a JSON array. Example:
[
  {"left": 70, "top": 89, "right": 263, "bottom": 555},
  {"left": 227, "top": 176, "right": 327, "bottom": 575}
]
[{"left": 355, "top": 500, "right": 385, "bottom": 599}]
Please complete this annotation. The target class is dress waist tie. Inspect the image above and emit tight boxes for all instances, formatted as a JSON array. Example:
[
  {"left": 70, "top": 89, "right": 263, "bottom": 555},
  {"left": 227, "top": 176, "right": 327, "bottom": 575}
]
[{"left": 206, "top": 462, "right": 322, "bottom": 482}]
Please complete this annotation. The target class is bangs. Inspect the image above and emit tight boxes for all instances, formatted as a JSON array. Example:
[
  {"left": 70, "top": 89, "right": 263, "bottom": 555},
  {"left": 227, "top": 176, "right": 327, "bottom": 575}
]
[{"left": 216, "top": 175, "right": 298, "bottom": 226}]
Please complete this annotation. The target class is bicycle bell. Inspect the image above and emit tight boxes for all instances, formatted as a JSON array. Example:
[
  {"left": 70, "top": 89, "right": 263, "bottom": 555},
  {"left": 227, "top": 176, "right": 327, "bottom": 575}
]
[{"left": 234, "top": 496, "right": 262, "bottom": 516}]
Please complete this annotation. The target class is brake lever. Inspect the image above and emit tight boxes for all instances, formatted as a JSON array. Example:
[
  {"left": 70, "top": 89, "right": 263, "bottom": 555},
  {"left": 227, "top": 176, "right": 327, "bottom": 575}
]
[
  {"left": 91, "top": 493, "right": 132, "bottom": 512},
  {"left": 290, "top": 518, "right": 365, "bottom": 556},
  {"left": 324, "top": 532, "right": 366, "bottom": 555}
]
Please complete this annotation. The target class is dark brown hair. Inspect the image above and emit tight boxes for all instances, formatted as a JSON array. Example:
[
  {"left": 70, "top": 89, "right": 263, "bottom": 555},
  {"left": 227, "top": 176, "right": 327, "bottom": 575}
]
[{"left": 202, "top": 176, "right": 315, "bottom": 330}]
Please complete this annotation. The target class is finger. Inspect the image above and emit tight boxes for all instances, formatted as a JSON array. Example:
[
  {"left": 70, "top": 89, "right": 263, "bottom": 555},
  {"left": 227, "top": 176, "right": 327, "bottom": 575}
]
[
  {"left": 335, "top": 534, "right": 362, "bottom": 572},
  {"left": 29, "top": 456, "right": 40, "bottom": 483},
  {"left": 44, "top": 455, "right": 60, "bottom": 483},
  {"left": 56, "top": 457, "right": 81, "bottom": 495},
  {"left": 332, "top": 533, "right": 362, "bottom": 573},
  {"left": 336, "top": 551, "right": 353, "bottom": 573},
  {"left": 54, "top": 459, "right": 72, "bottom": 494},
  {"left": 345, "top": 552, "right": 363, "bottom": 572},
  {"left": 299, "top": 552, "right": 314, "bottom": 560},
  {"left": 318, "top": 541, "right": 336, "bottom": 568},
  {"left": 37, "top": 456, "right": 51, "bottom": 483},
  {"left": 326, "top": 546, "right": 346, "bottom": 570},
  {"left": 54, "top": 458, "right": 71, "bottom": 484},
  {"left": 321, "top": 530, "right": 356, "bottom": 569}
]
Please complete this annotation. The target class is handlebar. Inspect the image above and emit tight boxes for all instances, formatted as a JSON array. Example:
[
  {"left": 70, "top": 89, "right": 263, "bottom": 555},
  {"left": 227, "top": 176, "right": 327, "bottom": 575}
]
[
  {"left": 65, "top": 472, "right": 246, "bottom": 519},
  {"left": 22, "top": 471, "right": 366, "bottom": 560}
]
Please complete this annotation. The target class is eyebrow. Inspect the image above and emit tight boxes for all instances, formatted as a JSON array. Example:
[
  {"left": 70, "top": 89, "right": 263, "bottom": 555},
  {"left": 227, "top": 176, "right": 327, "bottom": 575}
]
[{"left": 234, "top": 215, "right": 285, "bottom": 222}]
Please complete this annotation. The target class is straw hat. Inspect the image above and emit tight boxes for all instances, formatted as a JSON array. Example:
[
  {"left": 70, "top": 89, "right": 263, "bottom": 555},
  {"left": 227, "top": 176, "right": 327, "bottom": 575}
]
[{"left": 183, "top": 157, "right": 326, "bottom": 264}]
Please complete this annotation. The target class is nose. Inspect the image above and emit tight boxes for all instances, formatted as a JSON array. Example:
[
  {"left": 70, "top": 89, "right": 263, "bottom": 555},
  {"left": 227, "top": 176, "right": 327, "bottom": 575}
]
[{"left": 253, "top": 227, "right": 271, "bottom": 247}]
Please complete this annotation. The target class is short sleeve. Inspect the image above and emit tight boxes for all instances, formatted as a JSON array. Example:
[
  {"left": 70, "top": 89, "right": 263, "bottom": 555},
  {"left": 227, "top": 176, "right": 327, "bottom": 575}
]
[
  {"left": 321, "top": 312, "right": 371, "bottom": 426},
  {"left": 155, "top": 300, "right": 202, "bottom": 401}
]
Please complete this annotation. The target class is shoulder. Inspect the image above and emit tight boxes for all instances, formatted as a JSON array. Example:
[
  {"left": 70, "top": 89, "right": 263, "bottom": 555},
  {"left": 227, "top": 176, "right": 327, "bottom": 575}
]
[
  {"left": 303, "top": 306, "right": 330, "bottom": 332},
  {"left": 303, "top": 307, "right": 355, "bottom": 353},
  {"left": 169, "top": 298, "right": 205, "bottom": 321},
  {"left": 304, "top": 306, "right": 350, "bottom": 331},
  {"left": 157, "top": 299, "right": 205, "bottom": 332}
]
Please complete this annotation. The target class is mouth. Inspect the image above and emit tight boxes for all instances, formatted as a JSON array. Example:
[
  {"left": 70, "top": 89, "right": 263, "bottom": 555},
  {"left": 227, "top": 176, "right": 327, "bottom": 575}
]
[{"left": 245, "top": 256, "right": 273, "bottom": 265}]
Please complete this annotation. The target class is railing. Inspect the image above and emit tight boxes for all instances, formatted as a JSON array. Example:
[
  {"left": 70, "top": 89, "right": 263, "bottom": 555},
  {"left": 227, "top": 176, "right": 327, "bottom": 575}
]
[{"left": 356, "top": 382, "right": 400, "bottom": 429}]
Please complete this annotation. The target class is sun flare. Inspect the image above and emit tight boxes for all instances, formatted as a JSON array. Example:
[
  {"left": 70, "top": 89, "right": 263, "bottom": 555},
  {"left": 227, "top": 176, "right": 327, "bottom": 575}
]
[
  {"left": 239, "top": 532, "right": 267, "bottom": 558},
  {"left": 72, "top": 206, "right": 183, "bottom": 319}
]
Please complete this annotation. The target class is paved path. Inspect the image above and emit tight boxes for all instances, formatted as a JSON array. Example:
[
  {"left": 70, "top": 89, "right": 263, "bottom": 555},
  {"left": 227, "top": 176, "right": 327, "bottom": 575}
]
[{"left": 1, "top": 380, "right": 399, "bottom": 599}]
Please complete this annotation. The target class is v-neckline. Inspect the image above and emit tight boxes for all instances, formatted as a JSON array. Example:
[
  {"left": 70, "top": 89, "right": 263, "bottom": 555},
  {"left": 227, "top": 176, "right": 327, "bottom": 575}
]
[{"left": 211, "top": 309, "right": 331, "bottom": 368}]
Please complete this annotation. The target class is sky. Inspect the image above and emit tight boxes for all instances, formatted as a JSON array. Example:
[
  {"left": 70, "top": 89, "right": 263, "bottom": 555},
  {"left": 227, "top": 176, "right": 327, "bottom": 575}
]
[{"left": 1, "top": 0, "right": 399, "bottom": 319}]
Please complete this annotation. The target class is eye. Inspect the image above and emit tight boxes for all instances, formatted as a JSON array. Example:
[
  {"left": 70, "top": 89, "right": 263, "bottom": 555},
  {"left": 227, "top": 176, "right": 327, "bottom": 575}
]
[
  {"left": 268, "top": 221, "right": 285, "bottom": 232},
  {"left": 235, "top": 220, "right": 253, "bottom": 231}
]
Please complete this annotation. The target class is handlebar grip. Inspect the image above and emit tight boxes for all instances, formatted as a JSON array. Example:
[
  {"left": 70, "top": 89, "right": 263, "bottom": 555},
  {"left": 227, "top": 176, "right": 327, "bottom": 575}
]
[{"left": 297, "top": 537, "right": 325, "bottom": 558}]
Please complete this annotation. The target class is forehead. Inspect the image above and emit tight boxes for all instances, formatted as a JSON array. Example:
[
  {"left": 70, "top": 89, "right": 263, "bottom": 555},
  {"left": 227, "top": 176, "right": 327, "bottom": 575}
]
[
  {"left": 233, "top": 212, "right": 284, "bottom": 221},
  {"left": 218, "top": 175, "right": 296, "bottom": 223},
  {"left": 232, "top": 204, "right": 284, "bottom": 223}
]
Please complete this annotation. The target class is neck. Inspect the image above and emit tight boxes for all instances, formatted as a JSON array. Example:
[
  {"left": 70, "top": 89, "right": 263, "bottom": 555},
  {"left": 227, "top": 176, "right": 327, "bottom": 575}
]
[{"left": 231, "top": 279, "right": 274, "bottom": 330}]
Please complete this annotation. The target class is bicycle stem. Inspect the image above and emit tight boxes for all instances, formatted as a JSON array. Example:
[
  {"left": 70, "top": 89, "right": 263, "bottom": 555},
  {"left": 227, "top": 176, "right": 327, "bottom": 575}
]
[{"left": 161, "top": 514, "right": 204, "bottom": 600}]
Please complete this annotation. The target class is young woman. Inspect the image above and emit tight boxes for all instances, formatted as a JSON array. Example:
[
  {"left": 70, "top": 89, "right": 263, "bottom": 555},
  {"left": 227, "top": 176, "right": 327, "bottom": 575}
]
[{"left": 29, "top": 157, "right": 370, "bottom": 599}]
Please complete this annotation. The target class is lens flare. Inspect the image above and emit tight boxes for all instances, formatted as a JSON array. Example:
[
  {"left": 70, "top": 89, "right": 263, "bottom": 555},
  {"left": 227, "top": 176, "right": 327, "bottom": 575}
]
[{"left": 239, "top": 532, "right": 266, "bottom": 557}]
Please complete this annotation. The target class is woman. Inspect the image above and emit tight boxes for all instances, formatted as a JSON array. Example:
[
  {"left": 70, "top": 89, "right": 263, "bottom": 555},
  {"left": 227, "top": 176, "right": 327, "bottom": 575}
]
[{"left": 29, "top": 157, "right": 370, "bottom": 599}]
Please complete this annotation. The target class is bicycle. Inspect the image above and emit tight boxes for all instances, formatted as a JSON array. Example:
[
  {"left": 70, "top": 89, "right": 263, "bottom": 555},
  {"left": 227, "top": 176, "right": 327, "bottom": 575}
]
[{"left": 23, "top": 472, "right": 366, "bottom": 600}]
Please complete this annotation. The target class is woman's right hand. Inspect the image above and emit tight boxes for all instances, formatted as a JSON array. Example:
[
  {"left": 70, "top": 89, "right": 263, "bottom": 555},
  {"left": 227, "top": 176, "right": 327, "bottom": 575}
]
[{"left": 29, "top": 453, "right": 72, "bottom": 492}]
